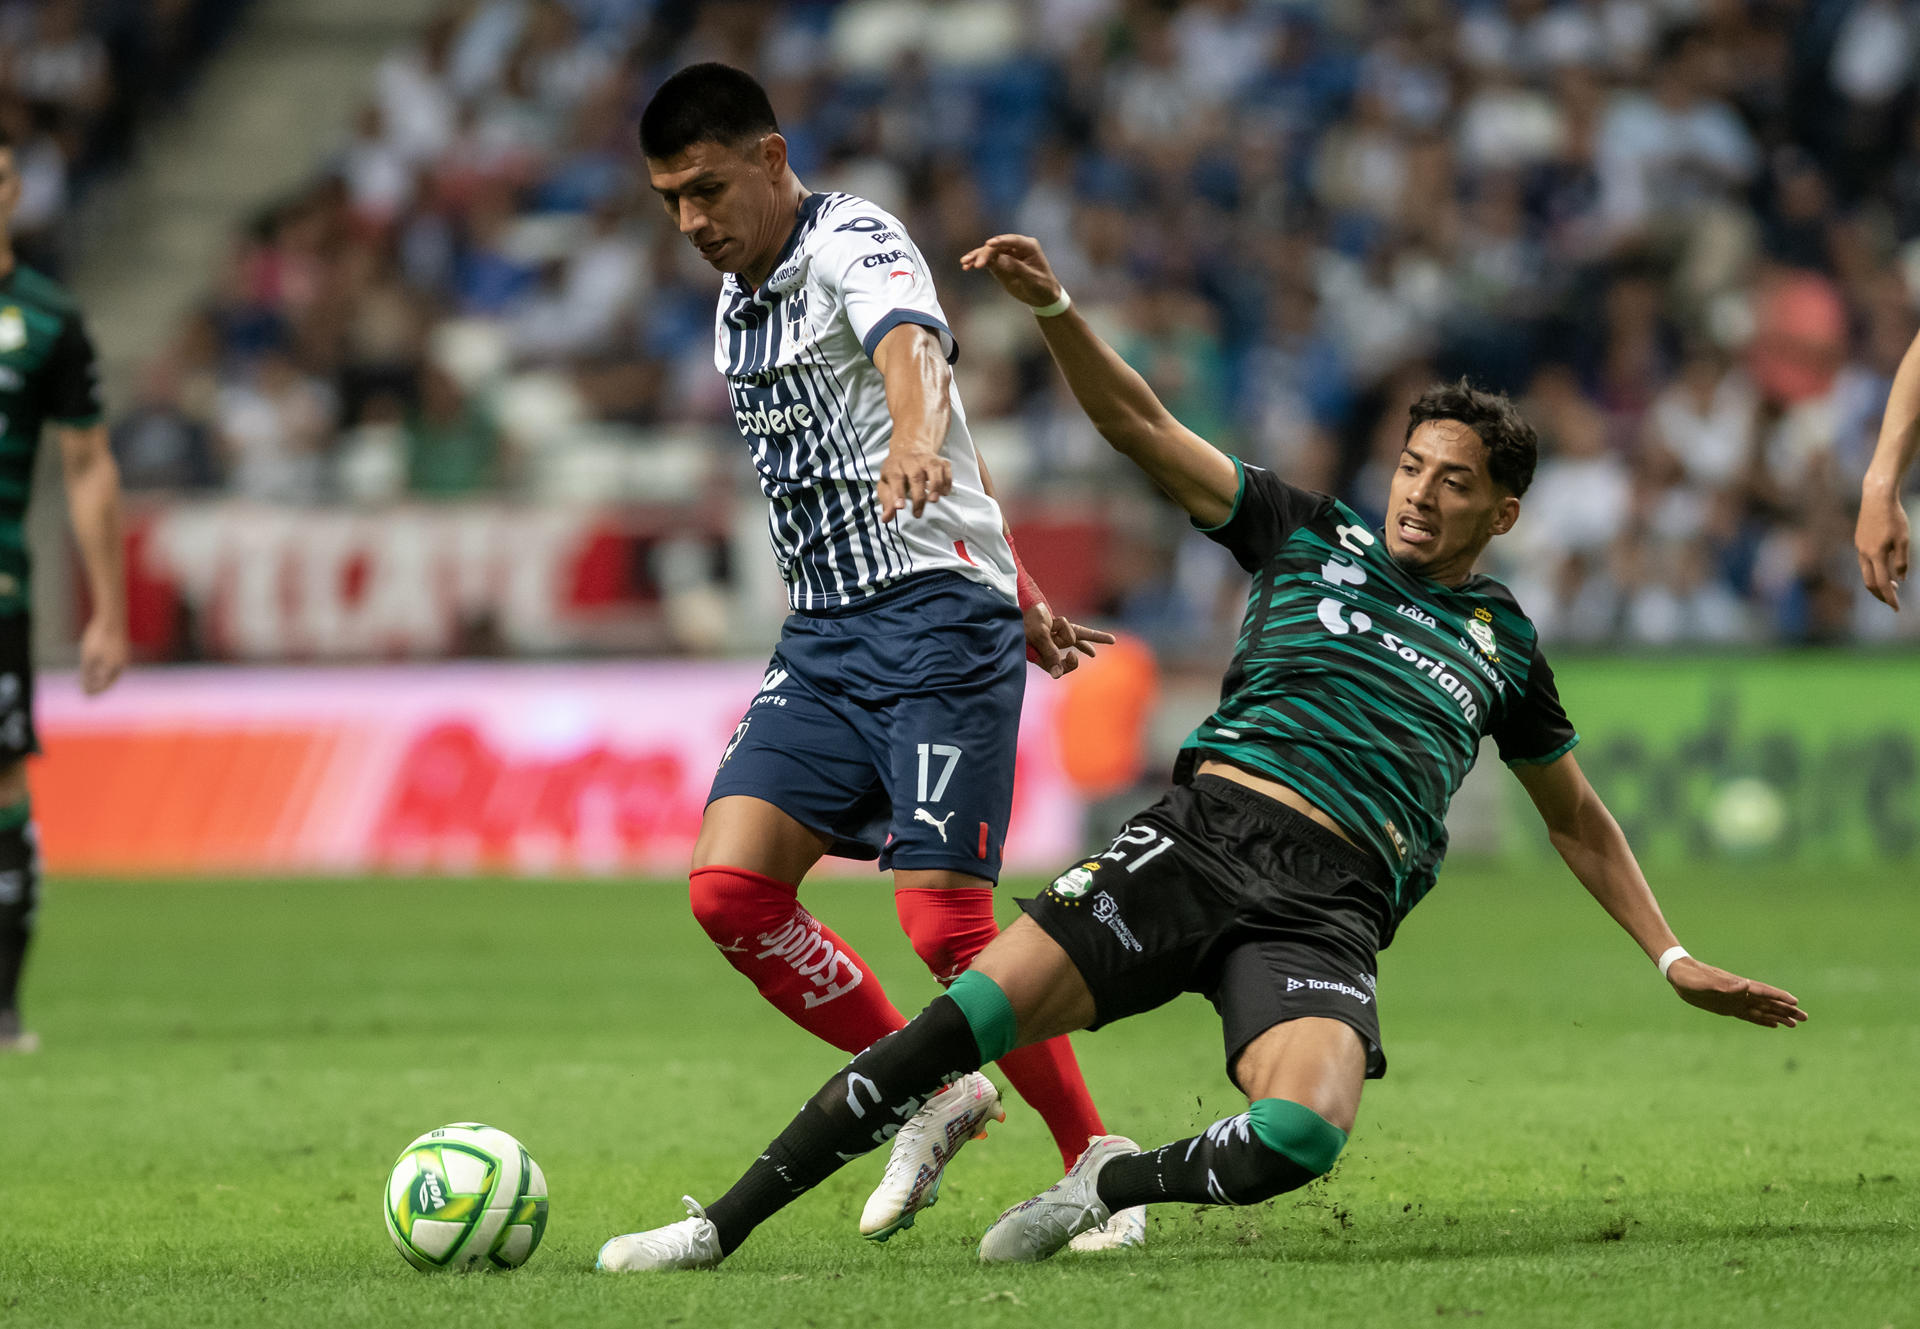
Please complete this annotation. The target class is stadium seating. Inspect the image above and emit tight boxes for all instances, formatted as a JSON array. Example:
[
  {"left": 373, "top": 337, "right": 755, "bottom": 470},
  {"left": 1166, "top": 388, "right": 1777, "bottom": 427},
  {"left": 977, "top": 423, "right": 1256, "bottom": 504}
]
[{"left": 93, "top": 0, "right": 1920, "bottom": 657}]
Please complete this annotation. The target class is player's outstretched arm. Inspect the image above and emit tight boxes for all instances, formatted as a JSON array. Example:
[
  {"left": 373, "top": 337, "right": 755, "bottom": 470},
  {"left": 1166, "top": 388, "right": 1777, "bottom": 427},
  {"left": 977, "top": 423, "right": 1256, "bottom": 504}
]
[
  {"left": 57, "top": 423, "right": 127, "bottom": 696},
  {"left": 975, "top": 445, "right": 1115, "bottom": 676},
  {"left": 960, "top": 235, "right": 1239, "bottom": 527},
  {"left": 1858, "top": 326, "right": 1920, "bottom": 609},
  {"left": 1514, "top": 753, "right": 1807, "bottom": 1030}
]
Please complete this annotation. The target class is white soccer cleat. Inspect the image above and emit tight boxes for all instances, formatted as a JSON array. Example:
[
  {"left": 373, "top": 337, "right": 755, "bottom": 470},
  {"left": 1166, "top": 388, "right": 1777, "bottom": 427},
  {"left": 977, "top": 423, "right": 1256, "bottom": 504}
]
[
  {"left": 978, "top": 1133, "right": 1139, "bottom": 1263},
  {"left": 596, "top": 1196, "right": 723, "bottom": 1273},
  {"left": 1066, "top": 1203, "right": 1147, "bottom": 1252},
  {"left": 859, "top": 1071, "right": 1006, "bottom": 1241}
]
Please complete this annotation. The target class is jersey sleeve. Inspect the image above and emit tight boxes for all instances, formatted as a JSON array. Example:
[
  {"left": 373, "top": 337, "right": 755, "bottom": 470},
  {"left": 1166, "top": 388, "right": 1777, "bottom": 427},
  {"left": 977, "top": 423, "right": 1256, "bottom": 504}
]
[
  {"left": 815, "top": 205, "right": 958, "bottom": 365},
  {"left": 1193, "top": 458, "right": 1330, "bottom": 571},
  {"left": 42, "top": 312, "right": 103, "bottom": 425},
  {"left": 1491, "top": 639, "right": 1580, "bottom": 767}
]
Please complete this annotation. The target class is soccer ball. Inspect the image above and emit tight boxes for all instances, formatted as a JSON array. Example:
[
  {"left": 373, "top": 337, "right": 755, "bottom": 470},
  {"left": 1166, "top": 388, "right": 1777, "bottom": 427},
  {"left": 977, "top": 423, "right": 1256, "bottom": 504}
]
[
  {"left": 384, "top": 1123, "right": 549, "bottom": 1271},
  {"left": 1706, "top": 777, "right": 1788, "bottom": 857}
]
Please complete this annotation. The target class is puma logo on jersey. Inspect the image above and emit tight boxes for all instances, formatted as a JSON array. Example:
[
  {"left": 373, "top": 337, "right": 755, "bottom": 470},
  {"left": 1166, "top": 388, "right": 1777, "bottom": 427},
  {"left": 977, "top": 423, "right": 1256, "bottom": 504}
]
[{"left": 914, "top": 807, "right": 955, "bottom": 841}]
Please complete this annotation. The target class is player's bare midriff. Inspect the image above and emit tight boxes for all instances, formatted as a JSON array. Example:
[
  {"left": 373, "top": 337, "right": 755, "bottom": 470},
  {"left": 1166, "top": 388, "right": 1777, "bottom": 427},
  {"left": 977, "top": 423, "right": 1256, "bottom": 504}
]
[{"left": 1195, "top": 759, "right": 1362, "bottom": 848}]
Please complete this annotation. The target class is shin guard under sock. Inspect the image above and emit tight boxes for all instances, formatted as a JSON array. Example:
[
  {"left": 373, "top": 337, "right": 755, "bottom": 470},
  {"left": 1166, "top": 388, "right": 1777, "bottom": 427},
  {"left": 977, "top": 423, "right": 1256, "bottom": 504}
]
[
  {"left": 690, "top": 866, "right": 906, "bottom": 1054},
  {"left": 1095, "top": 1099, "right": 1347, "bottom": 1209},
  {"left": 896, "top": 887, "right": 1106, "bottom": 1169},
  {"left": 703, "top": 993, "right": 987, "bottom": 1253},
  {"left": 0, "top": 798, "right": 37, "bottom": 1017}
]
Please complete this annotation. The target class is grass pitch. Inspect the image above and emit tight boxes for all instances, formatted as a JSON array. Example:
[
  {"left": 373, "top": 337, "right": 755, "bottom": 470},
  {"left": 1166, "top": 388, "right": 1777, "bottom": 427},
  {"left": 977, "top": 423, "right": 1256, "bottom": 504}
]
[{"left": 3, "top": 864, "right": 1915, "bottom": 1328}]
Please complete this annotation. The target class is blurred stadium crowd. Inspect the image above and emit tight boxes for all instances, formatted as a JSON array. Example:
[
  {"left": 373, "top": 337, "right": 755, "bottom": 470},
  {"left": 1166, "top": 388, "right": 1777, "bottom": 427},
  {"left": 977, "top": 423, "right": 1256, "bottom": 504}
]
[
  {"left": 0, "top": 0, "right": 248, "bottom": 273},
  {"left": 94, "top": 0, "right": 1920, "bottom": 654}
]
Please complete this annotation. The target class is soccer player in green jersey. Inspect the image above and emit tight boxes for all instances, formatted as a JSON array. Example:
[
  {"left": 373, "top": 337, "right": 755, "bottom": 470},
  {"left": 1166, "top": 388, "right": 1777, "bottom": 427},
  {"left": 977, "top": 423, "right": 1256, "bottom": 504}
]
[
  {"left": 0, "top": 131, "right": 127, "bottom": 1054},
  {"left": 596, "top": 234, "right": 1807, "bottom": 1272}
]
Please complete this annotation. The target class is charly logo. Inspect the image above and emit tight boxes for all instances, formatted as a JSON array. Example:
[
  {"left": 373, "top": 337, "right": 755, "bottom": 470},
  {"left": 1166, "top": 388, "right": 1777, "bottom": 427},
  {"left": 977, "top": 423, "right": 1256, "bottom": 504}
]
[
  {"left": 1050, "top": 863, "right": 1097, "bottom": 899},
  {"left": 0, "top": 308, "right": 23, "bottom": 353}
]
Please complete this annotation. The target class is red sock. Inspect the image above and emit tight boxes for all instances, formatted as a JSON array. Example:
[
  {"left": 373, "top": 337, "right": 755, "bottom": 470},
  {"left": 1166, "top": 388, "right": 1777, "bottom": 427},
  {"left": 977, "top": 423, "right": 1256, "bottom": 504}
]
[
  {"left": 895, "top": 886, "right": 1107, "bottom": 1170},
  {"left": 690, "top": 866, "right": 906, "bottom": 1055}
]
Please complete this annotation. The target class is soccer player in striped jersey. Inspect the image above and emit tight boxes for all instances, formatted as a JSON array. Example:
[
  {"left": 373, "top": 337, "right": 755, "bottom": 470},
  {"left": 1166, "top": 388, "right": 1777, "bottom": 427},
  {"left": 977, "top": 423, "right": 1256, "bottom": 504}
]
[
  {"left": 631, "top": 66, "right": 1137, "bottom": 1249},
  {"left": 597, "top": 233, "right": 1806, "bottom": 1273}
]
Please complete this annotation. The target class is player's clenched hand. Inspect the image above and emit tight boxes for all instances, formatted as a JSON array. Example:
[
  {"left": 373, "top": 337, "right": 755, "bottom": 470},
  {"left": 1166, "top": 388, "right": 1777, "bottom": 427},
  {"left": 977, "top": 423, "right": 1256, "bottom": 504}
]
[
  {"left": 959, "top": 235, "right": 1063, "bottom": 310},
  {"left": 78, "top": 614, "right": 127, "bottom": 696},
  {"left": 1668, "top": 957, "right": 1807, "bottom": 1029},
  {"left": 1024, "top": 600, "right": 1117, "bottom": 679},
  {"left": 1855, "top": 488, "right": 1909, "bottom": 610},
  {"left": 878, "top": 441, "right": 952, "bottom": 522}
]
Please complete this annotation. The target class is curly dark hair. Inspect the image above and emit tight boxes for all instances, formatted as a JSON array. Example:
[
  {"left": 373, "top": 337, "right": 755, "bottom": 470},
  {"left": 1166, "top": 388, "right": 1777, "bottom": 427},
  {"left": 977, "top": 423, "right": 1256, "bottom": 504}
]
[{"left": 1403, "top": 379, "right": 1538, "bottom": 498}]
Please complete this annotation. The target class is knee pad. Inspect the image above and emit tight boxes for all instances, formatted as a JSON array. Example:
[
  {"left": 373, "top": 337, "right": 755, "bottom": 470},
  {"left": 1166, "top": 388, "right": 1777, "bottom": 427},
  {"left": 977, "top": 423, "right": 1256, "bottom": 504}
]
[
  {"left": 688, "top": 866, "right": 797, "bottom": 944},
  {"left": 894, "top": 887, "right": 997, "bottom": 983}
]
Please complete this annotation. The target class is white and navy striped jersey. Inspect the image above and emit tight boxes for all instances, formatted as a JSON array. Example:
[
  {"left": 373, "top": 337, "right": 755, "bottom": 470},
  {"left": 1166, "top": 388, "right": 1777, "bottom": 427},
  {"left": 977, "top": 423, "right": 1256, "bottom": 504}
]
[{"left": 714, "top": 191, "right": 1016, "bottom": 611}]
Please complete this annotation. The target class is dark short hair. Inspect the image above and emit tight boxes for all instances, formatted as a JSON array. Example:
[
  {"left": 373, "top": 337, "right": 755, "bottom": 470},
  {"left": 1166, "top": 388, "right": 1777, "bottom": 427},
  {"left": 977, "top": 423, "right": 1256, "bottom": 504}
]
[
  {"left": 1404, "top": 379, "right": 1538, "bottom": 498},
  {"left": 639, "top": 63, "right": 778, "bottom": 160}
]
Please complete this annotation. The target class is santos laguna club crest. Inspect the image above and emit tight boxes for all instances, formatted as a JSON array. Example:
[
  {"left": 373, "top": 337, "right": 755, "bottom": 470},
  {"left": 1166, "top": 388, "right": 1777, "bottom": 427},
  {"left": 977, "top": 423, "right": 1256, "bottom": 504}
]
[
  {"left": 0, "top": 308, "right": 24, "bottom": 353},
  {"left": 1050, "top": 862, "right": 1099, "bottom": 900},
  {"left": 1467, "top": 609, "right": 1498, "bottom": 659}
]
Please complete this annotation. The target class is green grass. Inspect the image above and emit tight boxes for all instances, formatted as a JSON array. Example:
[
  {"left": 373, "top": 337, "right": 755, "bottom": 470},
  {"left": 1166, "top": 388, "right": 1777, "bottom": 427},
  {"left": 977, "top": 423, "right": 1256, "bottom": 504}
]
[{"left": 2, "top": 864, "right": 1915, "bottom": 1328}]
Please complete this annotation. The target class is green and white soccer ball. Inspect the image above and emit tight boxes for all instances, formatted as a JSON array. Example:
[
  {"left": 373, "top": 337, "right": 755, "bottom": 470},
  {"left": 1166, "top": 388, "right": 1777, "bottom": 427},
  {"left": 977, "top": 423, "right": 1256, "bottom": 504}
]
[{"left": 384, "top": 1123, "right": 548, "bottom": 1272}]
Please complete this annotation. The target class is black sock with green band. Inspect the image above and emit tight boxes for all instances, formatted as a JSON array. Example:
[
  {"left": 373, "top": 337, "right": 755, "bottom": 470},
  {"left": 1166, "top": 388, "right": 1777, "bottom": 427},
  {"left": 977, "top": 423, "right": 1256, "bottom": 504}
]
[
  {"left": 703, "top": 994, "right": 987, "bottom": 1253},
  {"left": 0, "top": 796, "right": 37, "bottom": 1020},
  {"left": 946, "top": 969, "right": 1018, "bottom": 1061},
  {"left": 1095, "top": 1098, "right": 1348, "bottom": 1209}
]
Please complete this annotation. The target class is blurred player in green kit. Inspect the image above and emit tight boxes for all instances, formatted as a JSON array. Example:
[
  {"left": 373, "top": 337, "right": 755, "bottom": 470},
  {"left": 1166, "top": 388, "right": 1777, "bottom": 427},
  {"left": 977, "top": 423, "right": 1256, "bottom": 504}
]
[{"left": 0, "top": 130, "right": 128, "bottom": 1053}]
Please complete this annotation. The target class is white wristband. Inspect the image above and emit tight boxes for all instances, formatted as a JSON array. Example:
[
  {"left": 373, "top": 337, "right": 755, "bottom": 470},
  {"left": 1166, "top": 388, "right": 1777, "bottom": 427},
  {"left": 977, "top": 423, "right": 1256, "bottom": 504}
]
[
  {"left": 1657, "top": 945, "right": 1690, "bottom": 979},
  {"left": 1031, "top": 288, "right": 1072, "bottom": 318}
]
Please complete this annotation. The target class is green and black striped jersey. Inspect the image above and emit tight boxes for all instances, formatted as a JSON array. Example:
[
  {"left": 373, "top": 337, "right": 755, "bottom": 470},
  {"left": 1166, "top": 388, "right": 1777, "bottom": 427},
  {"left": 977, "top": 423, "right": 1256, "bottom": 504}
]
[
  {"left": 1175, "top": 459, "right": 1578, "bottom": 936},
  {"left": 0, "top": 263, "right": 102, "bottom": 616}
]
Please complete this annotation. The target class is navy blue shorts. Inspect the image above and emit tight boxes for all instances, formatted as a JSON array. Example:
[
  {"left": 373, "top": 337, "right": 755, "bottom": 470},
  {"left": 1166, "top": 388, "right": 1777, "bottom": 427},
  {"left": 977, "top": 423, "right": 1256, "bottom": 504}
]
[{"left": 708, "top": 572, "right": 1025, "bottom": 883}]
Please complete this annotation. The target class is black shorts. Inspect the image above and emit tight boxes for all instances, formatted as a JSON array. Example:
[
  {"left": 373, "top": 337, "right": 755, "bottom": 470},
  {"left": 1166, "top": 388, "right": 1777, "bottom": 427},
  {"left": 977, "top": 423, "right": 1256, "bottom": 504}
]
[
  {"left": 1020, "top": 774, "right": 1394, "bottom": 1084},
  {"left": 0, "top": 613, "right": 35, "bottom": 762}
]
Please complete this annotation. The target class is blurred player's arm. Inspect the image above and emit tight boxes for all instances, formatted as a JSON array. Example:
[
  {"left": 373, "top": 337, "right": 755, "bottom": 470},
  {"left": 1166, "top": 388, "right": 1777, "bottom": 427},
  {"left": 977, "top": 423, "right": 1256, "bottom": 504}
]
[
  {"left": 974, "top": 446, "right": 1114, "bottom": 676},
  {"left": 1858, "top": 331, "right": 1920, "bottom": 609},
  {"left": 57, "top": 422, "right": 127, "bottom": 695},
  {"left": 1513, "top": 752, "right": 1806, "bottom": 1029},
  {"left": 871, "top": 324, "right": 954, "bottom": 524},
  {"left": 961, "top": 235, "right": 1238, "bottom": 527}
]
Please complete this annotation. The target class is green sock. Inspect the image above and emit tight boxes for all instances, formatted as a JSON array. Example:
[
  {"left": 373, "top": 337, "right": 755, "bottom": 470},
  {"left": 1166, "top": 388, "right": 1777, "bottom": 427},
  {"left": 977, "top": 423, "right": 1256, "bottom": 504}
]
[{"left": 945, "top": 969, "right": 1018, "bottom": 1062}]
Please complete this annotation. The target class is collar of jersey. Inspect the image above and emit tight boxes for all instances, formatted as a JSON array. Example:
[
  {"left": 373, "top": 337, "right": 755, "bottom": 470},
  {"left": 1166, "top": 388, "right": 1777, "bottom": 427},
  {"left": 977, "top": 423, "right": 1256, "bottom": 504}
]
[{"left": 736, "top": 192, "right": 829, "bottom": 299}]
